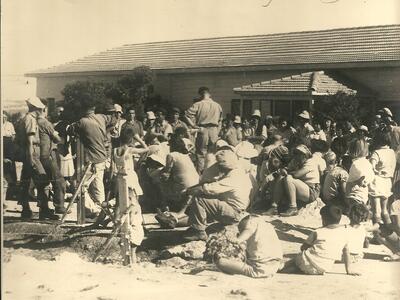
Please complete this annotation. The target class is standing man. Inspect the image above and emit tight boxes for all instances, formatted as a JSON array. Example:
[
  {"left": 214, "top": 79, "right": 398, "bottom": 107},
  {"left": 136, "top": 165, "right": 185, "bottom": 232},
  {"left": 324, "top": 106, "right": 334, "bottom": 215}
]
[
  {"left": 37, "top": 108, "right": 67, "bottom": 214},
  {"left": 120, "top": 107, "right": 146, "bottom": 148},
  {"left": 185, "top": 87, "right": 222, "bottom": 173},
  {"left": 74, "top": 101, "right": 116, "bottom": 217},
  {"left": 17, "top": 97, "right": 58, "bottom": 220}
]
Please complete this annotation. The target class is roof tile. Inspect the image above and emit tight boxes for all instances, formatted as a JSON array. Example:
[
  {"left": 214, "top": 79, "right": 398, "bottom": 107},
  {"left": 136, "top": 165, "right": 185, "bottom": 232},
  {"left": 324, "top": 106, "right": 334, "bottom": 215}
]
[{"left": 27, "top": 25, "right": 400, "bottom": 76}]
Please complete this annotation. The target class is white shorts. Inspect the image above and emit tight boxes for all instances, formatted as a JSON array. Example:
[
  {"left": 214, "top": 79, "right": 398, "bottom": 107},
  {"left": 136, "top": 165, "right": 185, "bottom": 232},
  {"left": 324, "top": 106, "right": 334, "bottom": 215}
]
[{"left": 369, "top": 176, "right": 392, "bottom": 199}]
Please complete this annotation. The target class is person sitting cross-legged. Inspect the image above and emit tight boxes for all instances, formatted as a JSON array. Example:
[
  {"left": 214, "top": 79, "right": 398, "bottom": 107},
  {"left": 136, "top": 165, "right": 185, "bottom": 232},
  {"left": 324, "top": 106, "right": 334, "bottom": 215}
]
[{"left": 183, "top": 149, "right": 253, "bottom": 241}]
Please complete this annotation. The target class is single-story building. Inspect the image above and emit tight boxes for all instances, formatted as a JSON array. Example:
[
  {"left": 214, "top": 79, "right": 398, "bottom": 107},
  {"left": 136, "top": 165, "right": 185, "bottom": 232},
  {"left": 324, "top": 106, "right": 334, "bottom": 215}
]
[{"left": 26, "top": 24, "right": 400, "bottom": 121}]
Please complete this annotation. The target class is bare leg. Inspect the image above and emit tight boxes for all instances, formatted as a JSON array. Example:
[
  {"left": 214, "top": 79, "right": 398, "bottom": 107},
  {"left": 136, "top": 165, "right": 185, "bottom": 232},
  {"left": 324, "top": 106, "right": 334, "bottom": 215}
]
[
  {"left": 371, "top": 197, "right": 382, "bottom": 224},
  {"left": 284, "top": 175, "right": 310, "bottom": 207},
  {"left": 216, "top": 258, "right": 250, "bottom": 276},
  {"left": 381, "top": 197, "right": 391, "bottom": 224}
]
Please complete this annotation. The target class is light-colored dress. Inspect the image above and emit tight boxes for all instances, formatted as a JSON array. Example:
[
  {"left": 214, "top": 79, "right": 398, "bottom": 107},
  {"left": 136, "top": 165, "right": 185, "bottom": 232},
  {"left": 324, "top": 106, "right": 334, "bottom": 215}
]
[{"left": 113, "top": 147, "right": 144, "bottom": 245}]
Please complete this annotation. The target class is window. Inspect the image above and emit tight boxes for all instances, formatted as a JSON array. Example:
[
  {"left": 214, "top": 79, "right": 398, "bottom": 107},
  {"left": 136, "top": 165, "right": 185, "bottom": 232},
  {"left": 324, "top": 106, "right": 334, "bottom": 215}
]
[
  {"left": 231, "top": 99, "right": 241, "bottom": 116},
  {"left": 242, "top": 100, "right": 252, "bottom": 119}
]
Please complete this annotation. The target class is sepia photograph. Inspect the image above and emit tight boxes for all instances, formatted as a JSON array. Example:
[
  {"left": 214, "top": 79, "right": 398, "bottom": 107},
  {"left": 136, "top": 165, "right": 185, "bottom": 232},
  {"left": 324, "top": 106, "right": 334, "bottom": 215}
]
[{"left": 1, "top": 0, "right": 400, "bottom": 299}]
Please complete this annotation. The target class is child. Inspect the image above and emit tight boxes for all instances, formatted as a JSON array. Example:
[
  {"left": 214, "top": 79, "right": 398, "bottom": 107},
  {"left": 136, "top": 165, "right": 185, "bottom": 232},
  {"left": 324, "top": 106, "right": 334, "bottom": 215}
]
[
  {"left": 321, "top": 151, "right": 349, "bottom": 209},
  {"left": 345, "top": 138, "right": 375, "bottom": 206},
  {"left": 112, "top": 127, "right": 149, "bottom": 257},
  {"left": 214, "top": 214, "right": 283, "bottom": 278},
  {"left": 310, "top": 139, "right": 328, "bottom": 180},
  {"left": 369, "top": 130, "right": 396, "bottom": 224},
  {"left": 346, "top": 203, "right": 377, "bottom": 263},
  {"left": 289, "top": 205, "right": 359, "bottom": 275},
  {"left": 271, "top": 144, "right": 320, "bottom": 217}
]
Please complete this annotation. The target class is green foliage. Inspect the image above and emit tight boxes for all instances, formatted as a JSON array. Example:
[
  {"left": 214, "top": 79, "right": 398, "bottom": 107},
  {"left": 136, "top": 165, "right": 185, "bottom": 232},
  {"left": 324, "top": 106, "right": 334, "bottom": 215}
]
[
  {"left": 61, "top": 66, "right": 156, "bottom": 121},
  {"left": 313, "top": 91, "right": 372, "bottom": 126}
]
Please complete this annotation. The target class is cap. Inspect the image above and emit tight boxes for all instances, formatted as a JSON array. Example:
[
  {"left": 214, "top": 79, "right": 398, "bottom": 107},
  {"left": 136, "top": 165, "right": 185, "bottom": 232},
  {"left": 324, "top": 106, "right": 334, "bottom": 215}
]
[
  {"left": 235, "top": 141, "right": 259, "bottom": 159},
  {"left": 106, "top": 103, "right": 115, "bottom": 112},
  {"left": 216, "top": 139, "right": 235, "bottom": 151},
  {"left": 233, "top": 115, "right": 242, "bottom": 124},
  {"left": 172, "top": 107, "right": 181, "bottom": 114},
  {"left": 146, "top": 111, "right": 156, "bottom": 120},
  {"left": 359, "top": 125, "right": 369, "bottom": 132},
  {"left": 378, "top": 107, "right": 393, "bottom": 117},
  {"left": 252, "top": 109, "right": 261, "bottom": 118},
  {"left": 114, "top": 104, "right": 123, "bottom": 113},
  {"left": 295, "top": 144, "right": 312, "bottom": 156},
  {"left": 26, "top": 96, "right": 45, "bottom": 109},
  {"left": 298, "top": 110, "right": 310, "bottom": 120},
  {"left": 269, "top": 145, "right": 289, "bottom": 161}
]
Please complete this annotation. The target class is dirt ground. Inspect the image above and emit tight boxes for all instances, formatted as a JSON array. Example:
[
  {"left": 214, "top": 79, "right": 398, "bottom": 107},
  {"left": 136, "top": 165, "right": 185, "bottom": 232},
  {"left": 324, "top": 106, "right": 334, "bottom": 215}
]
[{"left": 3, "top": 199, "right": 400, "bottom": 300}]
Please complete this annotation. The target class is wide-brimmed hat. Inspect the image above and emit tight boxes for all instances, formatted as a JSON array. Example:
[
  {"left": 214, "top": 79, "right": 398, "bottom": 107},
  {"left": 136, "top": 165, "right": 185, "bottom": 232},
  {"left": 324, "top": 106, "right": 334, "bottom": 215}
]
[
  {"left": 216, "top": 150, "right": 239, "bottom": 170},
  {"left": 233, "top": 115, "right": 242, "bottom": 124},
  {"left": 146, "top": 111, "right": 156, "bottom": 120},
  {"left": 252, "top": 109, "right": 261, "bottom": 118},
  {"left": 235, "top": 141, "right": 258, "bottom": 159},
  {"left": 298, "top": 110, "right": 310, "bottom": 120},
  {"left": 26, "top": 96, "right": 45, "bottom": 109}
]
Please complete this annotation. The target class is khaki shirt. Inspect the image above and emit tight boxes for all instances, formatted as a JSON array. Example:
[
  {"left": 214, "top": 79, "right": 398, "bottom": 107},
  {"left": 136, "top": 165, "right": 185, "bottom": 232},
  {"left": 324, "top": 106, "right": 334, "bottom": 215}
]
[{"left": 185, "top": 98, "right": 222, "bottom": 126}]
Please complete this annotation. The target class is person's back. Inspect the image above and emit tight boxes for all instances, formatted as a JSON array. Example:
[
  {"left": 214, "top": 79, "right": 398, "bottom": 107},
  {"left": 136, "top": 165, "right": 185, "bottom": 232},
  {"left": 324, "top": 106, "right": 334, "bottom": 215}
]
[
  {"left": 322, "top": 165, "right": 349, "bottom": 203},
  {"left": 246, "top": 217, "right": 283, "bottom": 262},
  {"left": 78, "top": 113, "right": 111, "bottom": 164},
  {"left": 203, "top": 167, "right": 252, "bottom": 211},
  {"left": 303, "top": 225, "right": 348, "bottom": 273},
  {"left": 168, "top": 151, "right": 199, "bottom": 190},
  {"left": 187, "top": 98, "right": 222, "bottom": 126}
]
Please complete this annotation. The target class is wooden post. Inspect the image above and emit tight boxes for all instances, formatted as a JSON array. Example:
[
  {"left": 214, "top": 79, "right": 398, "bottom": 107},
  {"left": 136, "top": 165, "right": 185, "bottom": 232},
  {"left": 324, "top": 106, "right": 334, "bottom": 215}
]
[
  {"left": 117, "top": 174, "right": 132, "bottom": 266},
  {"left": 76, "top": 138, "right": 86, "bottom": 225}
]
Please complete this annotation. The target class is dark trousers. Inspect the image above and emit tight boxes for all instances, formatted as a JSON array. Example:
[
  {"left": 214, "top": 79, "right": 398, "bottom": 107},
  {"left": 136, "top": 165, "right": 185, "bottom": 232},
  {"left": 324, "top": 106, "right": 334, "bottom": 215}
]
[
  {"left": 188, "top": 197, "right": 241, "bottom": 231},
  {"left": 19, "top": 158, "right": 48, "bottom": 210},
  {"left": 41, "top": 152, "right": 66, "bottom": 208}
]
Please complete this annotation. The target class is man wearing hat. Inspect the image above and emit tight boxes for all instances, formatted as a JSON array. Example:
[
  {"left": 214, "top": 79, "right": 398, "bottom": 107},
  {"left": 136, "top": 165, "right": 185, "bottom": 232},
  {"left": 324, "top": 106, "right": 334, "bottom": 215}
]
[
  {"left": 185, "top": 87, "right": 223, "bottom": 173},
  {"left": 144, "top": 111, "right": 157, "bottom": 135},
  {"left": 17, "top": 96, "right": 58, "bottom": 219},
  {"left": 183, "top": 149, "right": 252, "bottom": 241},
  {"left": 221, "top": 115, "right": 242, "bottom": 147},
  {"left": 296, "top": 110, "right": 315, "bottom": 144},
  {"left": 248, "top": 110, "right": 267, "bottom": 147}
]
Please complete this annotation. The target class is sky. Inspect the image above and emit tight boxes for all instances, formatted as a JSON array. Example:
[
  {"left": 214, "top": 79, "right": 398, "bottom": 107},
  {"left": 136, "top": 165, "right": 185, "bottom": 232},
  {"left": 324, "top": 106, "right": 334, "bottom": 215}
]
[{"left": 2, "top": 0, "right": 399, "bottom": 102}]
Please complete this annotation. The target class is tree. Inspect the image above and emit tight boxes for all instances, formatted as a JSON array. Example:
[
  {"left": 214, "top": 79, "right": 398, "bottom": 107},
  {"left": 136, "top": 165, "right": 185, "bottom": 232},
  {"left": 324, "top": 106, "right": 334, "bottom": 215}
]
[
  {"left": 106, "top": 66, "right": 156, "bottom": 114},
  {"left": 61, "top": 66, "right": 157, "bottom": 121},
  {"left": 313, "top": 91, "right": 372, "bottom": 127}
]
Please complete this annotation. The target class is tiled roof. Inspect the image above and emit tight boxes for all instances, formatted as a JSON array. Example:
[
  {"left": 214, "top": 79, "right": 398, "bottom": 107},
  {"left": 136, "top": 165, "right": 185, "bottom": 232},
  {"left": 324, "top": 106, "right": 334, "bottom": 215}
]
[
  {"left": 27, "top": 24, "right": 400, "bottom": 76},
  {"left": 233, "top": 71, "right": 356, "bottom": 95}
]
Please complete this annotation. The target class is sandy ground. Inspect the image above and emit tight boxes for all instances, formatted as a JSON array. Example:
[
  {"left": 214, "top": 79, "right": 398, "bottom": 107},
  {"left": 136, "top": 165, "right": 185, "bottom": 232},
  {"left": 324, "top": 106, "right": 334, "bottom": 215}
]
[{"left": 3, "top": 199, "right": 400, "bottom": 300}]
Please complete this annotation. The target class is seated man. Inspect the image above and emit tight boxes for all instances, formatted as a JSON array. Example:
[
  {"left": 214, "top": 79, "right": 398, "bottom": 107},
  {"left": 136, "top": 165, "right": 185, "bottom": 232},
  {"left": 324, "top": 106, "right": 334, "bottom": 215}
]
[{"left": 183, "top": 149, "right": 253, "bottom": 241}]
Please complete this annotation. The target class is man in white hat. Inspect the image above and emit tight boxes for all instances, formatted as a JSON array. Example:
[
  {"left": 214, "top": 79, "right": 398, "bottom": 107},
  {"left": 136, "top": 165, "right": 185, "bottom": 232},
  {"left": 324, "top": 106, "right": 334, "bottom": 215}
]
[
  {"left": 248, "top": 110, "right": 267, "bottom": 147},
  {"left": 184, "top": 87, "right": 223, "bottom": 173},
  {"left": 221, "top": 115, "right": 243, "bottom": 147},
  {"left": 17, "top": 96, "right": 58, "bottom": 219},
  {"left": 296, "top": 110, "right": 315, "bottom": 144},
  {"left": 183, "top": 149, "right": 252, "bottom": 241}
]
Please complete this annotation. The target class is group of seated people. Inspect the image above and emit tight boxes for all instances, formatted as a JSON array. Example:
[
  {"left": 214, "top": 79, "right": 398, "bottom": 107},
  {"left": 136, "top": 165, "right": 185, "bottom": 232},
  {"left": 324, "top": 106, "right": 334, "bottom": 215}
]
[{"left": 3, "top": 94, "right": 400, "bottom": 277}]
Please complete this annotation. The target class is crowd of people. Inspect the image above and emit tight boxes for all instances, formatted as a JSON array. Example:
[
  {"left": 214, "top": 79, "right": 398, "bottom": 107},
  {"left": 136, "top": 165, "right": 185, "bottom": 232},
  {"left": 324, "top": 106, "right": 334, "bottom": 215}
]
[{"left": 2, "top": 86, "right": 400, "bottom": 277}]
